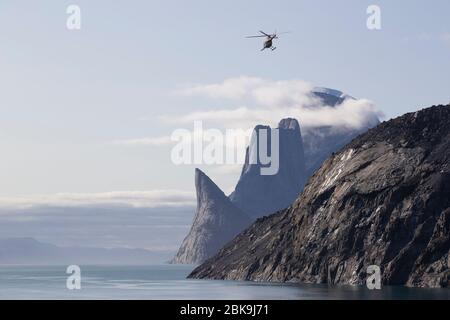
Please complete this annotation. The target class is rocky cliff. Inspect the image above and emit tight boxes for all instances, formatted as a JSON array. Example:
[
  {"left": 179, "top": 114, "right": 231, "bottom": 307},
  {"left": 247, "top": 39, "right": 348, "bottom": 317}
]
[
  {"left": 174, "top": 89, "right": 379, "bottom": 264},
  {"left": 189, "top": 104, "right": 450, "bottom": 288},
  {"left": 172, "top": 169, "right": 252, "bottom": 264},
  {"left": 229, "top": 118, "right": 307, "bottom": 218},
  {"left": 302, "top": 126, "right": 372, "bottom": 178}
]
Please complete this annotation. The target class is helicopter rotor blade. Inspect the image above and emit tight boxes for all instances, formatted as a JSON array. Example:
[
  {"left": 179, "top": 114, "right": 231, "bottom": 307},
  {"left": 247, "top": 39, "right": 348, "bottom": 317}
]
[
  {"left": 272, "top": 31, "right": 291, "bottom": 39},
  {"left": 245, "top": 30, "right": 291, "bottom": 39}
]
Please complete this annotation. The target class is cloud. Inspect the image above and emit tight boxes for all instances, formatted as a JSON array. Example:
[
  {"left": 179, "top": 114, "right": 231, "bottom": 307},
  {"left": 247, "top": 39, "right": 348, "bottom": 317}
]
[
  {"left": 0, "top": 190, "right": 196, "bottom": 210},
  {"left": 112, "top": 122, "right": 254, "bottom": 161},
  {"left": 162, "top": 100, "right": 380, "bottom": 130},
  {"left": 405, "top": 32, "right": 450, "bottom": 47},
  {"left": 160, "top": 107, "right": 253, "bottom": 125},
  {"left": 211, "top": 164, "right": 243, "bottom": 175},
  {"left": 177, "top": 76, "right": 316, "bottom": 107},
  {"left": 441, "top": 32, "right": 450, "bottom": 45},
  {"left": 120, "top": 77, "right": 382, "bottom": 150},
  {"left": 111, "top": 136, "right": 173, "bottom": 146},
  {"left": 170, "top": 77, "right": 382, "bottom": 130},
  {"left": 0, "top": 204, "right": 196, "bottom": 252},
  {"left": 178, "top": 76, "right": 266, "bottom": 100},
  {"left": 0, "top": 191, "right": 197, "bottom": 253}
]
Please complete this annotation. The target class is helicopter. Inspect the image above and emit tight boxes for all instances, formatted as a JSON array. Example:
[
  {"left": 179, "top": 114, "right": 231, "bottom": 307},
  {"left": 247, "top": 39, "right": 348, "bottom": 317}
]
[{"left": 246, "top": 30, "right": 290, "bottom": 51}]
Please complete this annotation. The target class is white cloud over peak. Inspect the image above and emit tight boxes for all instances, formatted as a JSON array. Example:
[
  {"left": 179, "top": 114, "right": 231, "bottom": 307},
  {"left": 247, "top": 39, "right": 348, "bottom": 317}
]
[
  {"left": 171, "top": 77, "right": 382, "bottom": 130},
  {"left": 116, "top": 77, "right": 382, "bottom": 152}
]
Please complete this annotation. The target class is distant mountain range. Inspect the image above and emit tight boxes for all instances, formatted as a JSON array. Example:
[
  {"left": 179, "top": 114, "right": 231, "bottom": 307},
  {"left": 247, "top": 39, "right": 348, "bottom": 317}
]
[
  {"left": 189, "top": 104, "right": 450, "bottom": 288},
  {"left": 173, "top": 88, "right": 380, "bottom": 264},
  {"left": 0, "top": 238, "right": 169, "bottom": 265}
]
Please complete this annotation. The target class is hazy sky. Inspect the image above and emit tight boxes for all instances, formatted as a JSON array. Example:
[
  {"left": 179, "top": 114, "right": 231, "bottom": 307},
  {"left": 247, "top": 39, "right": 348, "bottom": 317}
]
[{"left": 0, "top": 1, "right": 449, "bottom": 250}]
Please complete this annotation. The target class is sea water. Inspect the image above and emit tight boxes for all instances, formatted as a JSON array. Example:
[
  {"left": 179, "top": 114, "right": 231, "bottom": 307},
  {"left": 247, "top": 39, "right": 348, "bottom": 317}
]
[{"left": 0, "top": 265, "right": 448, "bottom": 300}]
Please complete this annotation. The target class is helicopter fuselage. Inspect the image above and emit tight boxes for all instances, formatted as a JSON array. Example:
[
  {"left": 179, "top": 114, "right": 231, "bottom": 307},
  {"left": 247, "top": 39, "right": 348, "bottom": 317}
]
[
  {"left": 264, "top": 39, "right": 273, "bottom": 48},
  {"left": 262, "top": 37, "right": 276, "bottom": 51}
]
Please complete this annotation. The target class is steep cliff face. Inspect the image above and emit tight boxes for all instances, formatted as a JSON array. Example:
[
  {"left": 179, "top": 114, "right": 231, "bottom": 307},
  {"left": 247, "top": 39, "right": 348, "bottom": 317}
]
[
  {"left": 302, "top": 126, "right": 371, "bottom": 178},
  {"left": 189, "top": 105, "right": 450, "bottom": 288},
  {"left": 229, "top": 118, "right": 307, "bottom": 218},
  {"left": 172, "top": 169, "right": 252, "bottom": 264},
  {"left": 303, "top": 88, "right": 380, "bottom": 178}
]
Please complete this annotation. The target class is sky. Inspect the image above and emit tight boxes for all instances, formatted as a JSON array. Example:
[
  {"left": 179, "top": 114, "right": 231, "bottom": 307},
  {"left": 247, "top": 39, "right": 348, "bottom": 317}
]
[{"left": 0, "top": 1, "right": 449, "bottom": 251}]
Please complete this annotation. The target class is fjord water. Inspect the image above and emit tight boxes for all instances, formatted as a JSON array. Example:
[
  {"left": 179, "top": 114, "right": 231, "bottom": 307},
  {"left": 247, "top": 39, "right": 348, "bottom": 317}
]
[{"left": 0, "top": 265, "right": 448, "bottom": 300}]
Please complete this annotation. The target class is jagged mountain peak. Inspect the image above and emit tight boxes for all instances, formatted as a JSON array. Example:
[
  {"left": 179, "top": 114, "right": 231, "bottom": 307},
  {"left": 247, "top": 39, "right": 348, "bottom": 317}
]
[
  {"left": 278, "top": 118, "right": 300, "bottom": 131},
  {"left": 229, "top": 118, "right": 306, "bottom": 218},
  {"left": 195, "top": 168, "right": 227, "bottom": 202},
  {"left": 172, "top": 169, "right": 252, "bottom": 264},
  {"left": 348, "top": 104, "right": 450, "bottom": 150}
]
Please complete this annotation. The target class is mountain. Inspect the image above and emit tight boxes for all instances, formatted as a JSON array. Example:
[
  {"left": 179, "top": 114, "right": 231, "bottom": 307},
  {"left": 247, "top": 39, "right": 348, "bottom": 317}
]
[
  {"left": 171, "top": 169, "right": 252, "bottom": 264},
  {"left": 189, "top": 104, "right": 450, "bottom": 288},
  {"left": 304, "top": 87, "right": 380, "bottom": 178},
  {"left": 0, "top": 237, "right": 170, "bottom": 265},
  {"left": 173, "top": 89, "right": 379, "bottom": 264},
  {"left": 312, "top": 87, "right": 353, "bottom": 106},
  {"left": 302, "top": 126, "right": 372, "bottom": 178},
  {"left": 229, "top": 118, "right": 307, "bottom": 218}
]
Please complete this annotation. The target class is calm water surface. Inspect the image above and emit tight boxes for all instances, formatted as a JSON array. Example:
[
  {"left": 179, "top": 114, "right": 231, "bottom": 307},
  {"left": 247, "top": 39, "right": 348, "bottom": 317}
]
[{"left": 0, "top": 265, "right": 448, "bottom": 300}]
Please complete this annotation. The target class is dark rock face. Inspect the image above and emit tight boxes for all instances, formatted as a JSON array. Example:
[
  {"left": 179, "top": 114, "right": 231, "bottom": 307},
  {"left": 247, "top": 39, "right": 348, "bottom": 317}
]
[
  {"left": 229, "top": 118, "right": 307, "bottom": 218},
  {"left": 302, "top": 126, "right": 371, "bottom": 178},
  {"left": 172, "top": 169, "right": 252, "bottom": 264},
  {"left": 189, "top": 105, "right": 450, "bottom": 288}
]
